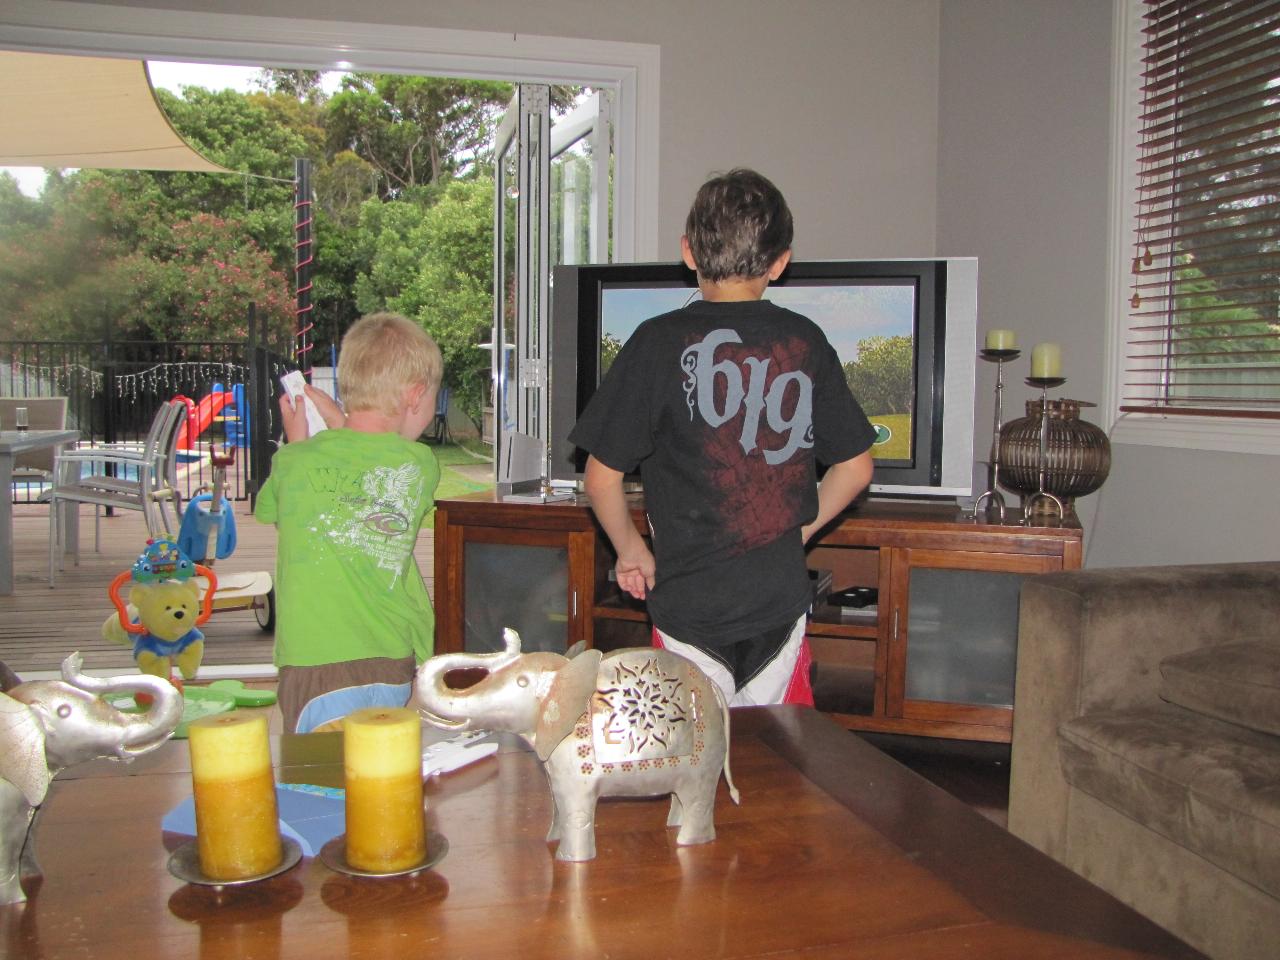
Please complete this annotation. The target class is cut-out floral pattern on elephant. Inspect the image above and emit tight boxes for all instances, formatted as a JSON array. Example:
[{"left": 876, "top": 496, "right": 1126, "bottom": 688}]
[
  {"left": 415, "top": 629, "right": 740, "bottom": 861},
  {"left": 0, "top": 653, "right": 183, "bottom": 903}
]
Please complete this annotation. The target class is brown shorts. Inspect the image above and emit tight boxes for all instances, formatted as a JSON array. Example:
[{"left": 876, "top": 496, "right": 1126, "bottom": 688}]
[{"left": 277, "top": 656, "right": 416, "bottom": 733}]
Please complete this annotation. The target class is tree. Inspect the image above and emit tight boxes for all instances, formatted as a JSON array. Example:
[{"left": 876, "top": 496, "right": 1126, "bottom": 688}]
[
  {"left": 0, "top": 171, "right": 292, "bottom": 343},
  {"left": 367, "top": 177, "right": 495, "bottom": 424},
  {"left": 844, "top": 336, "right": 912, "bottom": 416},
  {"left": 325, "top": 74, "right": 512, "bottom": 197},
  {"left": 601, "top": 333, "right": 623, "bottom": 375},
  {"left": 256, "top": 68, "right": 325, "bottom": 101},
  {"left": 131, "top": 213, "right": 294, "bottom": 342},
  {"left": 314, "top": 150, "right": 379, "bottom": 228}
]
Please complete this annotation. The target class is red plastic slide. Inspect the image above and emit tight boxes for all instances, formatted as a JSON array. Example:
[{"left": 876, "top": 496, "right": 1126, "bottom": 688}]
[{"left": 174, "top": 392, "right": 234, "bottom": 449}]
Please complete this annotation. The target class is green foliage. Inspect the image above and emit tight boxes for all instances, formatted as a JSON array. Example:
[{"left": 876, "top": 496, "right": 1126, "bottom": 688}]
[
  {"left": 256, "top": 68, "right": 325, "bottom": 101},
  {"left": 1170, "top": 262, "right": 1273, "bottom": 363},
  {"left": 0, "top": 71, "right": 590, "bottom": 434},
  {"left": 844, "top": 335, "right": 913, "bottom": 416},
  {"left": 325, "top": 74, "right": 511, "bottom": 196},
  {"left": 375, "top": 178, "right": 496, "bottom": 425},
  {"left": 0, "top": 172, "right": 292, "bottom": 342},
  {"left": 133, "top": 213, "right": 294, "bottom": 342},
  {"left": 601, "top": 333, "right": 623, "bottom": 375}
]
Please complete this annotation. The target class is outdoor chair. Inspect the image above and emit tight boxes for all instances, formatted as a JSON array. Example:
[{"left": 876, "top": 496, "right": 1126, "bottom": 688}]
[
  {"left": 48, "top": 399, "right": 186, "bottom": 584},
  {"left": 0, "top": 396, "right": 69, "bottom": 491},
  {"left": 424, "top": 386, "right": 451, "bottom": 444}
]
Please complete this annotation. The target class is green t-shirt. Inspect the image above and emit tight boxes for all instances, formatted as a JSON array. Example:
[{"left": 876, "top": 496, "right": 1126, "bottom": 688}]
[{"left": 254, "top": 428, "right": 440, "bottom": 668}]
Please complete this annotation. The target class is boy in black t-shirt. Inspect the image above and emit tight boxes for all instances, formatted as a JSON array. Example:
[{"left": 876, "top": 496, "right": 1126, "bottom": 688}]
[{"left": 569, "top": 168, "right": 875, "bottom": 706}]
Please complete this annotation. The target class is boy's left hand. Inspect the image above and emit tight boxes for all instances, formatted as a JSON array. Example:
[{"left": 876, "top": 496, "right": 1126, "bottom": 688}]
[
  {"left": 615, "top": 546, "right": 655, "bottom": 600},
  {"left": 279, "top": 385, "right": 346, "bottom": 443},
  {"left": 306, "top": 385, "right": 347, "bottom": 430}
]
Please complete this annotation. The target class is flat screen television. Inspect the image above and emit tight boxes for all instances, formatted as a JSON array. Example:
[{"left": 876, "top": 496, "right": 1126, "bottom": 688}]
[{"left": 548, "top": 258, "right": 978, "bottom": 499}]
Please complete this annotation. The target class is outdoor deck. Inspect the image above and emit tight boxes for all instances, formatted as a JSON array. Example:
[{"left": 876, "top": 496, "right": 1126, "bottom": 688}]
[{"left": 1, "top": 502, "right": 436, "bottom": 680}]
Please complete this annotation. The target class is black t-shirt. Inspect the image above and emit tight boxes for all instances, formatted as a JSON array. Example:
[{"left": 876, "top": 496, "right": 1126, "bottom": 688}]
[{"left": 569, "top": 298, "right": 876, "bottom": 647}]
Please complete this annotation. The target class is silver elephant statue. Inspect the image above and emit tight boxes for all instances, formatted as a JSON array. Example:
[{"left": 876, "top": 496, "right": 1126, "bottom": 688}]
[
  {"left": 415, "top": 629, "right": 740, "bottom": 862},
  {"left": 0, "top": 653, "right": 183, "bottom": 903}
]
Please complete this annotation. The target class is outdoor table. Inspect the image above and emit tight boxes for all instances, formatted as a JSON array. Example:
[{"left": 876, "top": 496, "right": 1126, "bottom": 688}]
[{"left": 0, "top": 428, "right": 78, "bottom": 595}]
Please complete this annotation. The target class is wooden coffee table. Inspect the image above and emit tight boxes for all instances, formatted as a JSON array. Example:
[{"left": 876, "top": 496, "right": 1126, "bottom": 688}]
[{"left": 2, "top": 707, "right": 1202, "bottom": 959}]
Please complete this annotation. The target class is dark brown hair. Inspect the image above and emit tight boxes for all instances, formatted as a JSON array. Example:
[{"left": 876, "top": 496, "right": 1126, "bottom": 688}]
[{"left": 684, "top": 168, "right": 793, "bottom": 282}]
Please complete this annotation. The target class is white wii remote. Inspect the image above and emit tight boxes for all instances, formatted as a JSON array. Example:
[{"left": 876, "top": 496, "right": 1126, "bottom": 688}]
[
  {"left": 422, "top": 731, "right": 498, "bottom": 777},
  {"left": 279, "top": 370, "right": 328, "bottom": 436}
]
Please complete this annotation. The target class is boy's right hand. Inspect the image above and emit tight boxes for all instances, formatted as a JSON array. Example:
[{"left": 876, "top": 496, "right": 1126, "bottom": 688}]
[{"left": 306, "top": 385, "right": 347, "bottom": 430}]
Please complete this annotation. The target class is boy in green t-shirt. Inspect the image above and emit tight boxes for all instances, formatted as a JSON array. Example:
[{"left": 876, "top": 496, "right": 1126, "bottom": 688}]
[{"left": 255, "top": 312, "right": 444, "bottom": 732}]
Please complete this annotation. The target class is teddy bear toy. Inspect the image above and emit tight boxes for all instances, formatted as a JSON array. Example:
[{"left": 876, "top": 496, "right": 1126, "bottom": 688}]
[{"left": 103, "top": 538, "right": 217, "bottom": 684}]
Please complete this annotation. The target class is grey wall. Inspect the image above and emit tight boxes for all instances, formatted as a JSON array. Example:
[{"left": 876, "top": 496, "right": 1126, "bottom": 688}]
[
  {"left": 24, "top": 0, "right": 1280, "bottom": 566},
  {"left": 935, "top": 0, "right": 1114, "bottom": 532},
  {"left": 935, "top": 0, "right": 1279, "bottom": 568}
]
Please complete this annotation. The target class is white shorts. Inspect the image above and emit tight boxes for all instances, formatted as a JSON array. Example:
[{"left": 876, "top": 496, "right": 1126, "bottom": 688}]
[{"left": 654, "top": 613, "right": 812, "bottom": 707}]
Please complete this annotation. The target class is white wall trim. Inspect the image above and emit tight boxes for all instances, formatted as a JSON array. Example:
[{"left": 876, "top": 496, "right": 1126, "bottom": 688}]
[
  {"left": 1110, "top": 412, "right": 1280, "bottom": 456},
  {"left": 1101, "top": 0, "right": 1134, "bottom": 435},
  {"left": 1103, "top": 0, "right": 1279, "bottom": 455},
  {"left": 0, "top": 0, "right": 661, "bottom": 260}
]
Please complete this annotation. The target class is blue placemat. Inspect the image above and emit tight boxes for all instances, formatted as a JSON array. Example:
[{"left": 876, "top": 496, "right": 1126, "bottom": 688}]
[{"left": 163, "top": 783, "right": 345, "bottom": 857}]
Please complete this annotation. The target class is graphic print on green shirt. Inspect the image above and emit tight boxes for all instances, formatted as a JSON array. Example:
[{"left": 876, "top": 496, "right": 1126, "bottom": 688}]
[{"left": 255, "top": 429, "right": 440, "bottom": 668}]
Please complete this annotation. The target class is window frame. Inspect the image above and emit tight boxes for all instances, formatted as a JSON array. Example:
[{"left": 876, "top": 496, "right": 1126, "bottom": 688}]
[{"left": 1104, "top": 0, "right": 1280, "bottom": 455}]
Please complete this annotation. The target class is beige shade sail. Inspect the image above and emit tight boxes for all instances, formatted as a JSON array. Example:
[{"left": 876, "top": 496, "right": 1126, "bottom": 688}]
[{"left": 0, "top": 51, "right": 233, "bottom": 173}]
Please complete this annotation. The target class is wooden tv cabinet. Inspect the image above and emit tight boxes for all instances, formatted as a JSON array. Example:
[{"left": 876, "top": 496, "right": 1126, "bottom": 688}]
[{"left": 431, "top": 492, "right": 1081, "bottom": 742}]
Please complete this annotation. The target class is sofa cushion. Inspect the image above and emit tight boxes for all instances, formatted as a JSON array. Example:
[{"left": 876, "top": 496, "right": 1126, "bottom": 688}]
[
  {"left": 1059, "top": 703, "right": 1280, "bottom": 900},
  {"left": 1160, "top": 637, "right": 1280, "bottom": 737}
]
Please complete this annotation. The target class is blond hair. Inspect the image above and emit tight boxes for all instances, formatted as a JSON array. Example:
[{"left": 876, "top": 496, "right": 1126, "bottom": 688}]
[{"left": 336, "top": 312, "right": 443, "bottom": 415}]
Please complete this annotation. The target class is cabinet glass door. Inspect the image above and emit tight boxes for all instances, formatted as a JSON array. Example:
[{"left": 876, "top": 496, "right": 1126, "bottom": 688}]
[
  {"left": 903, "top": 567, "right": 1024, "bottom": 707},
  {"left": 889, "top": 547, "right": 1059, "bottom": 732},
  {"left": 463, "top": 539, "right": 569, "bottom": 654}
]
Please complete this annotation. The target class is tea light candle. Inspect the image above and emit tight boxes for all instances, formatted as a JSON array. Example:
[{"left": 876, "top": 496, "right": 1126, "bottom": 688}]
[
  {"left": 343, "top": 707, "right": 426, "bottom": 872},
  {"left": 984, "top": 329, "right": 1017, "bottom": 350},
  {"left": 188, "top": 712, "right": 282, "bottom": 881},
  {"left": 1031, "top": 342, "right": 1062, "bottom": 378}
]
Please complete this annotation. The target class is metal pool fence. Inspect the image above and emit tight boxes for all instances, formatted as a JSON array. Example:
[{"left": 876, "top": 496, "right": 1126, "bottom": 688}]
[{"left": 3, "top": 313, "right": 293, "bottom": 506}]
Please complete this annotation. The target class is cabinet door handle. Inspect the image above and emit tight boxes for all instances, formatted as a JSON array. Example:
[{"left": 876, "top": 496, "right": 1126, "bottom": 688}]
[
  {"left": 892, "top": 609, "right": 900, "bottom": 640},
  {"left": 572, "top": 590, "right": 578, "bottom": 618}
]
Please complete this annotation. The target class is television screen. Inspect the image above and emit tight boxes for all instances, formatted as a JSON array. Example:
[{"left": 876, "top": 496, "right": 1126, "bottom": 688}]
[
  {"left": 597, "top": 278, "right": 921, "bottom": 468},
  {"left": 550, "top": 259, "right": 978, "bottom": 498}
]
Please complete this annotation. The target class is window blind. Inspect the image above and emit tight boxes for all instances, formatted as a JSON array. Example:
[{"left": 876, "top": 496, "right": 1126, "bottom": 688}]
[{"left": 1124, "top": 0, "right": 1280, "bottom": 417}]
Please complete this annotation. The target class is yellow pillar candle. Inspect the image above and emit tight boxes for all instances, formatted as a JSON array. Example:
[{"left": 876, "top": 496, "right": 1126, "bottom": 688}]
[
  {"left": 1031, "top": 342, "right": 1062, "bottom": 378},
  {"left": 342, "top": 707, "right": 426, "bottom": 872},
  {"left": 985, "top": 329, "right": 1016, "bottom": 350},
  {"left": 188, "top": 711, "right": 282, "bottom": 881}
]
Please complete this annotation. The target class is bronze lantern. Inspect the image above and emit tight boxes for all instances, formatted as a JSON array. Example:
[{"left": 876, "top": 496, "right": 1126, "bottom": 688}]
[{"left": 997, "top": 398, "right": 1110, "bottom": 521}]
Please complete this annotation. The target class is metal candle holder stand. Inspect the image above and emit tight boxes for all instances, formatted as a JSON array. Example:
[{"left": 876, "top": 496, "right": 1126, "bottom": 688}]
[
  {"left": 971, "top": 348, "right": 1020, "bottom": 522},
  {"left": 1022, "top": 376, "right": 1068, "bottom": 525}
]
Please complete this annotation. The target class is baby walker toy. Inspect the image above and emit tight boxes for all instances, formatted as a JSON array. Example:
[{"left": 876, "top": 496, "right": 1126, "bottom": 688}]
[
  {"left": 105, "top": 538, "right": 217, "bottom": 684},
  {"left": 176, "top": 444, "right": 275, "bottom": 631},
  {"left": 103, "top": 537, "right": 275, "bottom": 734}
]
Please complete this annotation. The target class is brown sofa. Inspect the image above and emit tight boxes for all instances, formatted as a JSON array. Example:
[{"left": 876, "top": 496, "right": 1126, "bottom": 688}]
[{"left": 1009, "top": 562, "right": 1280, "bottom": 960}]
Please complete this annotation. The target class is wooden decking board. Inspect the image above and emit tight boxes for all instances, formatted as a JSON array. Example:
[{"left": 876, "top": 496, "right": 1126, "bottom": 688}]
[{"left": 1, "top": 503, "right": 436, "bottom": 678}]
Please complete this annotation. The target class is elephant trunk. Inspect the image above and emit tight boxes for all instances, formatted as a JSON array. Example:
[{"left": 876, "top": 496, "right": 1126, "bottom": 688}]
[
  {"left": 414, "top": 628, "right": 524, "bottom": 730},
  {"left": 60, "top": 653, "right": 182, "bottom": 755}
]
